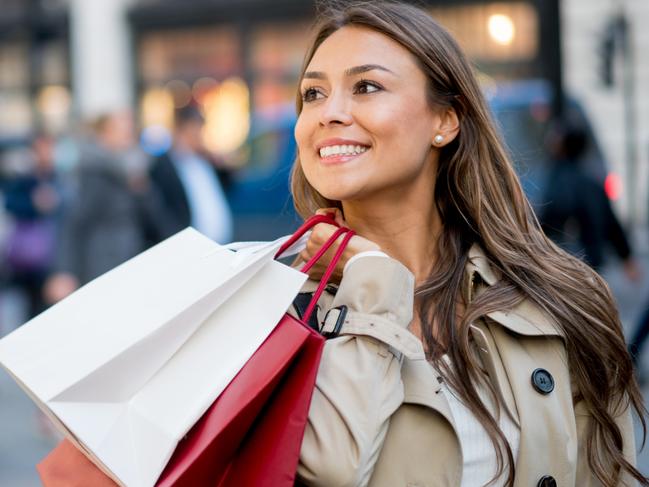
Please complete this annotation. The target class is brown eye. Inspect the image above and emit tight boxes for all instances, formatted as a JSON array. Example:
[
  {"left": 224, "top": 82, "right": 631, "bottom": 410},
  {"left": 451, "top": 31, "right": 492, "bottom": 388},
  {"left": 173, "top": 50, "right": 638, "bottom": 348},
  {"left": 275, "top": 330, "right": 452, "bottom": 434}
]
[
  {"left": 354, "top": 80, "right": 382, "bottom": 95},
  {"left": 302, "top": 87, "right": 324, "bottom": 103}
]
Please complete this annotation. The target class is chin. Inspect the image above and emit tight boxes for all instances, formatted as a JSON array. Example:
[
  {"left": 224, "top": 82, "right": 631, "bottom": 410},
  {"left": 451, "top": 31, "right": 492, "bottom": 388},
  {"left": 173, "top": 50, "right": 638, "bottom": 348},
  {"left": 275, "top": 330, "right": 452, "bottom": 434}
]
[
  {"left": 311, "top": 180, "right": 367, "bottom": 203},
  {"left": 303, "top": 163, "right": 373, "bottom": 202}
]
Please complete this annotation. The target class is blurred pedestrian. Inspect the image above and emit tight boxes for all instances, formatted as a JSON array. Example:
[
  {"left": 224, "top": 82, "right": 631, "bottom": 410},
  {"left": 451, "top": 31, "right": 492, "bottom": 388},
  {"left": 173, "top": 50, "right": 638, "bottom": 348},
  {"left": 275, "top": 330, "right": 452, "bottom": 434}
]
[
  {"left": 44, "top": 110, "right": 149, "bottom": 303},
  {"left": 540, "top": 122, "right": 641, "bottom": 278},
  {"left": 148, "top": 106, "right": 233, "bottom": 245},
  {"left": 3, "top": 132, "right": 61, "bottom": 317}
]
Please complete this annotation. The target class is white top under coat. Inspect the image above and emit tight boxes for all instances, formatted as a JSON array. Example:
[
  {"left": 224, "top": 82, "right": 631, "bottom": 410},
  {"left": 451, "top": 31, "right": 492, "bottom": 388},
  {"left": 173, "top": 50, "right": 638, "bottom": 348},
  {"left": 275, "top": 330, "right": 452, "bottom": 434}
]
[{"left": 440, "top": 355, "right": 520, "bottom": 487}]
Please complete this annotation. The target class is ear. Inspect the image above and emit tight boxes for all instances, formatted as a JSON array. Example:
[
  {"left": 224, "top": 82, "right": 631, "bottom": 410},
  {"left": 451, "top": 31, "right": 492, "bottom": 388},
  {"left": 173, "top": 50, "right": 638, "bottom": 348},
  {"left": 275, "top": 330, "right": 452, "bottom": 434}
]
[{"left": 432, "top": 107, "right": 460, "bottom": 147}]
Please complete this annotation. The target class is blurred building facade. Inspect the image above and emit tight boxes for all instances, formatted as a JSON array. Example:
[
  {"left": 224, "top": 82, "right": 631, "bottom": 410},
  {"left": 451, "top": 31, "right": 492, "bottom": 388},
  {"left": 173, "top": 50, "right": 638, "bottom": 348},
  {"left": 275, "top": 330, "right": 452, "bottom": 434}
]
[
  {"left": 562, "top": 0, "right": 649, "bottom": 225},
  {"left": 0, "top": 0, "right": 647, "bottom": 225}
]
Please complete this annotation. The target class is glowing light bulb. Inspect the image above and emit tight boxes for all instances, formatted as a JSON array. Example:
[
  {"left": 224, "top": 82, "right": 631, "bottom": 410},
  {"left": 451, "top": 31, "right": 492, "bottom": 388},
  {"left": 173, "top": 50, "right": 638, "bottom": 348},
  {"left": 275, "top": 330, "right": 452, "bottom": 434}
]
[{"left": 488, "top": 14, "right": 515, "bottom": 46}]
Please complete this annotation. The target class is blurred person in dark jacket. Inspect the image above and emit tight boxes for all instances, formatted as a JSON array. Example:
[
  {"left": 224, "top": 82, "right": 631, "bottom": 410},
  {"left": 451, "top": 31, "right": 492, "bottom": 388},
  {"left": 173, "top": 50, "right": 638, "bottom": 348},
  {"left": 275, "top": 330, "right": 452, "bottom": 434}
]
[
  {"left": 540, "top": 122, "right": 640, "bottom": 278},
  {"left": 44, "top": 111, "right": 150, "bottom": 303},
  {"left": 148, "top": 106, "right": 233, "bottom": 245},
  {"left": 630, "top": 297, "right": 649, "bottom": 370},
  {"left": 3, "top": 132, "right": 61, "bottom": 317}
]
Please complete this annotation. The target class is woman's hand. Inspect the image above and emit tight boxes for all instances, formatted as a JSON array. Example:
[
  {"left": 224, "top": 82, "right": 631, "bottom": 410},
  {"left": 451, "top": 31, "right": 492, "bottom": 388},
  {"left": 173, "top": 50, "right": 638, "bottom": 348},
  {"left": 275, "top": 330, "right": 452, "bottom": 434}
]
[{"left": 299, "top": 208, "right": 381, "bottom": 283}]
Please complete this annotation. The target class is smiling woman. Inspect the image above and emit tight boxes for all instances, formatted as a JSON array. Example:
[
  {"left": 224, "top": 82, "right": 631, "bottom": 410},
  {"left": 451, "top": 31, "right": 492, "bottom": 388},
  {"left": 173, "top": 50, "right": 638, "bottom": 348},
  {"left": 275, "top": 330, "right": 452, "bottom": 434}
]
[{"left": 288, "top": 2, "right": 648, "bottom": 487}]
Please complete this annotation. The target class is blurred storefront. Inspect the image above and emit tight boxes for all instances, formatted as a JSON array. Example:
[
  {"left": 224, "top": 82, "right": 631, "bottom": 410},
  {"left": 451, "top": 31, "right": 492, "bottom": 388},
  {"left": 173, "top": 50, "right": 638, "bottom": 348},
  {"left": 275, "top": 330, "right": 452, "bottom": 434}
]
[
  {"left": 0, "top": 0, "right": 566, "bottom": 237},
  {"left": 0, "top": 0, "right": 559, "bottom": 157},
  {"left": 128, "top": 0, "right": 559, "bottom": 159}
]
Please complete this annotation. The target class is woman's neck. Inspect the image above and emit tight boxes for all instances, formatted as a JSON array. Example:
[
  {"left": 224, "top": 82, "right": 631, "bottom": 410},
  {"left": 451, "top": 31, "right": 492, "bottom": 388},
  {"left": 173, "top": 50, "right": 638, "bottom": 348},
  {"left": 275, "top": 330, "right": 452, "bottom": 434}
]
[{"left": 342, "top": 196, "right": 442, "bottom": 285}]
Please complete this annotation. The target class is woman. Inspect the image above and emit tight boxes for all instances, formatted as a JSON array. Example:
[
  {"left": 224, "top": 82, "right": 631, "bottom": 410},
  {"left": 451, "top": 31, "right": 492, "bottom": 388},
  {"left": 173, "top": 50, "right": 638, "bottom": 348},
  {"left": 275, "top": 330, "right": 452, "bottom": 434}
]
[{"left": 291, "top": 2, "right": 647, "bottom": 486}]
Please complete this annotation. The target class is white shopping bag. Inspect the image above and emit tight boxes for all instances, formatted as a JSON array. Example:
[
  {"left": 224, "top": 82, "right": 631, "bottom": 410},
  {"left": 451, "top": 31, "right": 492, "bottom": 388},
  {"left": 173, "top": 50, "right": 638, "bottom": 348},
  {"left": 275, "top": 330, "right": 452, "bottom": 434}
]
[{"left": 0, "top": 228, "right": 308, "bottom": 487}]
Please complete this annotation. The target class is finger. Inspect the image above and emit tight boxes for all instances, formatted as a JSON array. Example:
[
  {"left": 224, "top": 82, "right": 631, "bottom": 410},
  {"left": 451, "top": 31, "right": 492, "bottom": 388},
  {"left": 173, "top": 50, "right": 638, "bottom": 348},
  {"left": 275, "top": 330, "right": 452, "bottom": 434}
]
[
  {"left": 316, "top": 207, "right": 344, "bottom": 226},
  {"left": 315, "top": 207, "right": 337, "bottom": 217},
  {"left": 332, "top": 209, "right": 346, "bottom": 227},
  {"left": 310, "top": 222, "right": 337, "bottom": 243},
  {"left": 305, "top": 238, "right": 318, "bottom": 254},
  {"left": 299, "top": 250, "right": 311, "bottom": 264}
]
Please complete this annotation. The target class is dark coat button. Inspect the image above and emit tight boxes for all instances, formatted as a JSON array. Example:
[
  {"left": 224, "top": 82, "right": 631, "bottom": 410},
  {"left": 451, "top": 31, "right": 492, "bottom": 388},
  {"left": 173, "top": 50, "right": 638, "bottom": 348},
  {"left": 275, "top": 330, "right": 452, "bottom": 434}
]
[
  {"left": 531, "top": 368, "right": 555, "bottom": 394},
  {"left": 537, "top": 475, "right": 557, "bottom": 487}
]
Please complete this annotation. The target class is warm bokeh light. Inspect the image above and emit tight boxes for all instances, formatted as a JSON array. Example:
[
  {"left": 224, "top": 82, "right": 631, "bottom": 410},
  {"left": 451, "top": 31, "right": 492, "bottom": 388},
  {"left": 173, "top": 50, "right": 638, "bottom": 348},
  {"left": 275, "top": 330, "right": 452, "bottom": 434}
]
[
  {"left": 488, "top": 14, "right": 516, "bottom": 46},
  {"left": 604, "top": 173, "right": 623, "bottom": 201},
  {"left": 36, "top": 85, "right": 71, "bottom": 133},
  {"left": 141, "top": 87, "right": 174, "bottom": 128},
  {"left": 0, "top": 94, "right": 32, "bottom": 136},
  {"left": 165, "top": 79, "right": 192, "bottom": 108},
  {"left": 201, "top": 77, "right": 250, "bottom": 154},
  {"left": 192, "top": 77, "right": 218, "bottom": 105}
]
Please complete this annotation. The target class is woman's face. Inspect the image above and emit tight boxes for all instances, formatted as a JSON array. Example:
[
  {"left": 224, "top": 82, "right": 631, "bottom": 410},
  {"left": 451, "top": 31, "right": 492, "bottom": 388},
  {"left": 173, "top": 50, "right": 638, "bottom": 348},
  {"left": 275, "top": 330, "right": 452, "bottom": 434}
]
[{"left": 295, "top": 26, "right": 444, "bottom": 203}]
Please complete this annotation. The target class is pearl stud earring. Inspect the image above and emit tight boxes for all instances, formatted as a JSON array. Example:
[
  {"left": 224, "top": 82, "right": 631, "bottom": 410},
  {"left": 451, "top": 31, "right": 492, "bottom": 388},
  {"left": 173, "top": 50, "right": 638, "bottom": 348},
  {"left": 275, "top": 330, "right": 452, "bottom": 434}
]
[{"left": 434, "top": 134, "right": 444, "bottom": 145}]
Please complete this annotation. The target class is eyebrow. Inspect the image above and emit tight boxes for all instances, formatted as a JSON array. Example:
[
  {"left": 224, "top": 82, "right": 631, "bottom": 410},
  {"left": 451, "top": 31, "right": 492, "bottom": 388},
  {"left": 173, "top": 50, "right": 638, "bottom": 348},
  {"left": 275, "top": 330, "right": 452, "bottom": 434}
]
[{"left": 302, "top": 64, "right": 395, "bottom": 80}]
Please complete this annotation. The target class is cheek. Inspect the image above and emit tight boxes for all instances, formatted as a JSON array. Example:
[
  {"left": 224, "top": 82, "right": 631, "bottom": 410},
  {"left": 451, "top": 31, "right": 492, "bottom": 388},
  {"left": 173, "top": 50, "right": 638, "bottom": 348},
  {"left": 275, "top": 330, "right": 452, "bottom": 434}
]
[
  {"left": 365, "top": 98, "right": 428, "bottom": 145},
  {"left": 294, "top": 113, "right": 314, "bottom": 156},
  {"left": 294, "top": 113, "right": 322, "bottom": 179},
  {"left": 370, "top": 110, "right": 431, "bottom": 166}
]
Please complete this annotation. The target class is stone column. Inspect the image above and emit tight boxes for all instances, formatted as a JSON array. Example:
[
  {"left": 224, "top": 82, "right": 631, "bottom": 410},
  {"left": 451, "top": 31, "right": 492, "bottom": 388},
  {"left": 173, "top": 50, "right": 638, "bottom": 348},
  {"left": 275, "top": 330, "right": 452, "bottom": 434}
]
[{"left": 69, "top": 0, "right": 136, "bottom": 119}]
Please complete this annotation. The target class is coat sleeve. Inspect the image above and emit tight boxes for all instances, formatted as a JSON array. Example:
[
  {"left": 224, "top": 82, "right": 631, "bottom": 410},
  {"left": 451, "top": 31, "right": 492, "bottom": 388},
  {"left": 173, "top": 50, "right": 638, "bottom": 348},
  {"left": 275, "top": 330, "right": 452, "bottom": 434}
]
[{"left": 297, "top": 256, "right": 421, "bottom": 487}]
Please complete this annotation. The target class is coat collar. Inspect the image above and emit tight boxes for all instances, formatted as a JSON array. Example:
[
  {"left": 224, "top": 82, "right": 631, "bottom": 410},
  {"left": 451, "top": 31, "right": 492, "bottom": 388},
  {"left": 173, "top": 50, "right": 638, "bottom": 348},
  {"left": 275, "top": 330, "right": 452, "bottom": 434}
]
[
  {"left": 466, "top": 244, "right": 563, "bottom": 338},
  {"left": 466, "top": 243, "right": 501, "bottom": 288}
]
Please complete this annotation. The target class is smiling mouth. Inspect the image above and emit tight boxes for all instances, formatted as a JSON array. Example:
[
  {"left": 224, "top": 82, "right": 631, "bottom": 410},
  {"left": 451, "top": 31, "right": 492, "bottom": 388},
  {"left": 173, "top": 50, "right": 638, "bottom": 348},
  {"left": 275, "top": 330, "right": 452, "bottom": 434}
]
[{"left": 318, "top": 144, "right": 370, "bottom": 160}]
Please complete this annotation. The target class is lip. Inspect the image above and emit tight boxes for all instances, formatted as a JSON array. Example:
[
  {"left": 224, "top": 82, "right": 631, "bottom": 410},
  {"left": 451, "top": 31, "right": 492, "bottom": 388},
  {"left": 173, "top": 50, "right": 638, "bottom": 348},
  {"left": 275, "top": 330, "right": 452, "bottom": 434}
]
[{"left": 316, "top": 137, "right": 371, "bottom": 165}]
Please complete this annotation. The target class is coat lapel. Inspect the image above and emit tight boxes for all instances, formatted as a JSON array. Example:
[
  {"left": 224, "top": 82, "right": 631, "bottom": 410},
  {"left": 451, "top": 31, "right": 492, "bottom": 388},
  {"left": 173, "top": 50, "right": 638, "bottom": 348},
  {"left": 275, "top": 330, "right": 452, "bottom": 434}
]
[
  {"left": 488, "top": 323, "right": 576, "bottom": 486},
  {"left": 470, "top": 323, "right": 521, "bottom": 428},
  {"left": 465, "top": 245, "right": 575, "bottom": 485}
]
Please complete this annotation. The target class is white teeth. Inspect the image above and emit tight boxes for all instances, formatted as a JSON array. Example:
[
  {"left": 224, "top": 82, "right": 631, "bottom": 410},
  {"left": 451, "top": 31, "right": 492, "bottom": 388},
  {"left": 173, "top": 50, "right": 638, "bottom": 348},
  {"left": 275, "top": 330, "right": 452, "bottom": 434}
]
[{"left": 319, "top": 144, "right": 368, "bottom": 158}]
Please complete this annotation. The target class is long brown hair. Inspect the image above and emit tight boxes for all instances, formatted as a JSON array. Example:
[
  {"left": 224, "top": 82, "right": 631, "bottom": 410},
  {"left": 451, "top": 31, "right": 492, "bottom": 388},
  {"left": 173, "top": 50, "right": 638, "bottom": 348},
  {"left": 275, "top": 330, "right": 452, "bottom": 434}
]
[{"left": 290, "top": 1, "right": 647, "bottom": 485}]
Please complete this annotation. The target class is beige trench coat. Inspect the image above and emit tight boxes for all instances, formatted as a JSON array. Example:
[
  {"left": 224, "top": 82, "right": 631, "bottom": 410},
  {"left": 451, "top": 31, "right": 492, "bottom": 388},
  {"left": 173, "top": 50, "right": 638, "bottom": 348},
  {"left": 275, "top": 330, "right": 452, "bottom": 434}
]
[{"left": 293, "top": 245, "right": 638, "bottom": 487}]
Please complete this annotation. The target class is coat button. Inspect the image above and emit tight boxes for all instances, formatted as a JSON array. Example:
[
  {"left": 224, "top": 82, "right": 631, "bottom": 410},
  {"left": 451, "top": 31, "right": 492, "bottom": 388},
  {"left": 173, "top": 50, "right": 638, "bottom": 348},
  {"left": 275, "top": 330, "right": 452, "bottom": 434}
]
[
  {"left": 537, "top": 475, "right": 557, "bottom": 487},
  {"left": 531, "top": 368, "right": 554, "bottom": 394}
]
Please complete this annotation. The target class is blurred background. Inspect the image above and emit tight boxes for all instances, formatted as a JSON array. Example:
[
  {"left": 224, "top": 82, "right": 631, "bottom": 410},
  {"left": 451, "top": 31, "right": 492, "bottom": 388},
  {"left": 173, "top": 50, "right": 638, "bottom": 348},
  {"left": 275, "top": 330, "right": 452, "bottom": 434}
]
[{"left": 0, "top": 0, "right": 648, "bottom": 484}]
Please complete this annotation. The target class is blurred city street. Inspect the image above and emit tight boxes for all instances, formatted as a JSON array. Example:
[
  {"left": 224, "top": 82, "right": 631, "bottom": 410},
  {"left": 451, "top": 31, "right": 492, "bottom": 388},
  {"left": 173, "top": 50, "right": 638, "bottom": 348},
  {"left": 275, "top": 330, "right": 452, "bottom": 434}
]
[{"left": 1, "top": 0, "right": 649, "bottom": 485}]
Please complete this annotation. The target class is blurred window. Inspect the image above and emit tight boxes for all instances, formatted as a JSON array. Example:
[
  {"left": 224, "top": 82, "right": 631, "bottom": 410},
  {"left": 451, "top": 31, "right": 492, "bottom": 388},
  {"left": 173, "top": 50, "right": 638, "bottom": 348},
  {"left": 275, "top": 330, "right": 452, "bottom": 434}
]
[
  {"left": 0, "top": 39, "right": 70, "bottom": 136},
  {"left": 138, "top": 27, "right": 249, "bottom": 156},
  {"left": 0, "top": 43, "right": 29, "bottom": 88},
  {"left": 430, "top": 2, "right": 538, "bottom": 69},
  {"left": 244, "top": 22, "right": 309, "bottom": 172},
  {"left": 0, "top": 43, "right": 32, "bottom": 136},
  {"left": 139, "top": 27, "right": 242, "bottom": 84},
  {"left": 136, "top": 21, "right": 310, "bottom": 167}
]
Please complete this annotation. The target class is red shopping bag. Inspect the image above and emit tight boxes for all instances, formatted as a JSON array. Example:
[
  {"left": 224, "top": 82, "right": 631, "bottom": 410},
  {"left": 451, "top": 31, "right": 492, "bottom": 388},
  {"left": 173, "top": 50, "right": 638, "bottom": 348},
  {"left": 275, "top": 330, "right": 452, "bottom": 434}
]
[
  {"left": 38, "top": 215, "right": 353, "bottom": 487},
  {"left": 158, "top": 216, "right": 354, "bottom": 487}
]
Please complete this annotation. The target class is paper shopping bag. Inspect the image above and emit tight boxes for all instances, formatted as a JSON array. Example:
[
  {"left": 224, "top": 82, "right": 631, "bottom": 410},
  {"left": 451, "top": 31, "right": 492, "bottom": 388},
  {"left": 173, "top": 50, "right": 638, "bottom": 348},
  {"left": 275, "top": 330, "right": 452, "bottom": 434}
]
[
  {"left": 0, "top": 227, "right": 308, "bottom": 487},
  {"left": 37, "top": 215, "right": 354, "bottom": 487}
]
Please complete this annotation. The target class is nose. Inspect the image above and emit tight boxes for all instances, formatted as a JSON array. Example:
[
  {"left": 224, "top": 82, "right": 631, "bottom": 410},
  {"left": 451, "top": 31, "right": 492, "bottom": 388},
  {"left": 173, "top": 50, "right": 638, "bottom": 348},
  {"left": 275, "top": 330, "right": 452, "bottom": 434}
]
[{"left": 319, "top": 90, "right": 353, "bottom": 127}]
